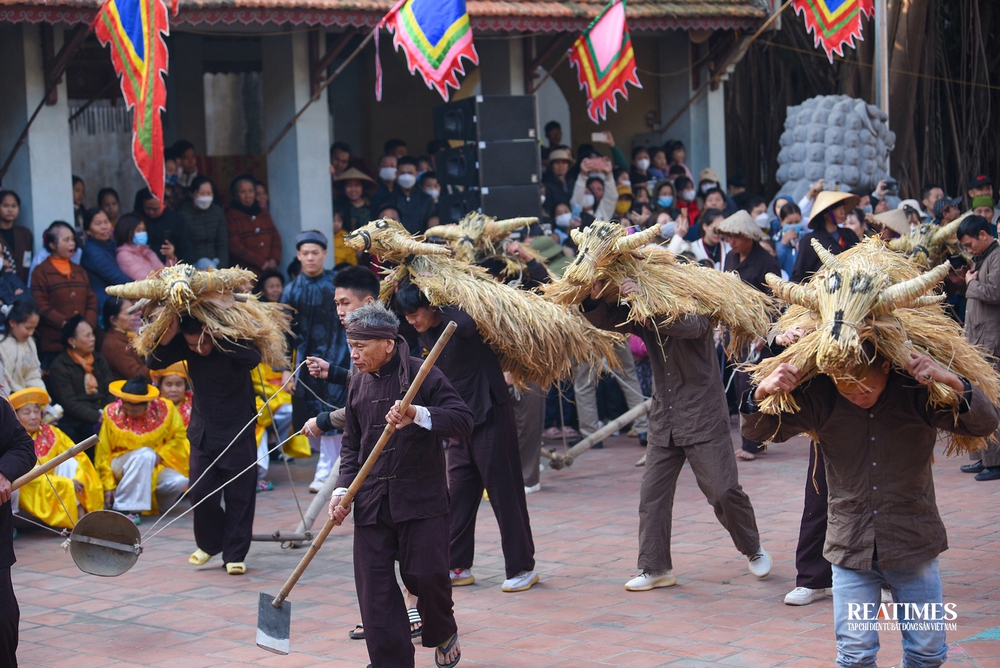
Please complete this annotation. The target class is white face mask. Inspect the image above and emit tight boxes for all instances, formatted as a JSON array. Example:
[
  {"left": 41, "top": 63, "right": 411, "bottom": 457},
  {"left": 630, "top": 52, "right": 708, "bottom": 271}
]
[
  {"left": 540, "top": 195, "right": 546, "bottom": 205},
  {"left": 636, "top": 158, "right": 650, "bottom": 171},
  {"left": 755, "top": 212, "right": 771, "bottom": 228},
  {"left": 620, "top": 180, "right": 632, "bottom": 188},
  {"left": 379, "top": 167, "right": 397, "bottom": 182},
  {"left": 193, "top": 195, "right": 214, "bottom": 211},
  {"left": 682, "top": 189, "right": 696, "bottom": 202},
  {"left": 396, "top": 173, "right": 417, "bottom": 189},
  {"left": 425, "top": 188, "right": 440, "bottom": 201},
  {"left": 582, "top": 193, "right": 596, "bottom": 209},
  {"left": 555, "top": 212, "right": 572, "bottom": 229}
]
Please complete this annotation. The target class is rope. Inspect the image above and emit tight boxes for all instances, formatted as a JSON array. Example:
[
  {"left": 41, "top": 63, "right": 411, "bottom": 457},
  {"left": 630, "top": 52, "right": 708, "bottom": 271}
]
[
  {"left": 142, "top": 430, "right": 301, "bottom": 544},
  {"left": 140, "top": 360, "right": 307, "bottom": 541},
  {"left": 297, "top": 373, "right": 343, "bottom": 410},
  {"left": 16, "top": 513, "right": 70, "bottom": 537},
  {"left": 43, "top": 472, "right": 77, "bottom": 529},
  {"left": 254, "top": 366, "right": 307, "bottom": 529}
]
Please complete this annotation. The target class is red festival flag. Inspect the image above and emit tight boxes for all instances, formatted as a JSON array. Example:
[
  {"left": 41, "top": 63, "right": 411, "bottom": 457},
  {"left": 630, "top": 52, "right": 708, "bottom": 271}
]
[
  {"left": 94, "top": 0, "right": 170, "bottom": 202},
  {"left": 793, "top": 0, "right": 874, "bottom": 62},
  {"left": 567, "top": 0, "right": 642, "bottom": 124}
]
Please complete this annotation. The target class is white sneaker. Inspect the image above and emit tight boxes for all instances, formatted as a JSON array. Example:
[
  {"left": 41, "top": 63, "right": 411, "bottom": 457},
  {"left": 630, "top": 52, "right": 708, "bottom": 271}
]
[
  {"left": 748, "top": 547, "right": 771, "bottom": 578},
  {"left": 784, "top": 586, "right": 830, "bottom": 605},
  {"left": 308, "top": 481, "right": 323, "bottom": 493},
  {"left": 450, "top": 569, "right": 475, "bottom": 586},
  {"left": 502, "top": 570, "right": 539, "bottom": 592},
  {"left": 524, "top": 483, "right": 541, "bottom": 495},
  {"left": 625, "top": 570, "right": 676, "bottom": 591}
]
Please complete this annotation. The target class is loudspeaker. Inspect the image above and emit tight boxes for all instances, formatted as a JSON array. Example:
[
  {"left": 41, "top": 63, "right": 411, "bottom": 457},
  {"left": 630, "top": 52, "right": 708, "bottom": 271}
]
[
  {"left": 480, "top": 185, "right": 542, "bottom": 220},
  {"left": 437, "top": 189, "right": 480, "bottom": 224},
  {"left": 433, "top": 95, "right": 538, "bottom": 143},
  {"left": 438, "top": 141, "right": 540, "bottom": 188}
]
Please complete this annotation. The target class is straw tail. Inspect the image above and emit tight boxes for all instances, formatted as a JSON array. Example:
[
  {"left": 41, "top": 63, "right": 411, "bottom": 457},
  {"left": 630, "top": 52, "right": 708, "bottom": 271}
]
[
  {"left": 765, "top": 274, "right": 817, "bottom": 310},
  {"left": 872, "top": 262, "right": 950, "bottom": 316}
]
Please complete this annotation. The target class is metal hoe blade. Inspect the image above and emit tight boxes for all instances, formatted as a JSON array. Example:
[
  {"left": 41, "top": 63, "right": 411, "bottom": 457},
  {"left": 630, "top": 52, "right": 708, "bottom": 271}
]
[
  {"left": 256, "top": 591, "right": 291, "bottom": 655},
  {"left": 69, "top": 510, "right": 142, "bottom": 577}
]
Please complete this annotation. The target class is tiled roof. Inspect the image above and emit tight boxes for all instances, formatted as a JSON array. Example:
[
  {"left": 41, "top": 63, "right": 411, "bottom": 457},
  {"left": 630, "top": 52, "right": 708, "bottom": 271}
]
[{"left": 0, "top": 0, "right": 766, "bottom": 30}]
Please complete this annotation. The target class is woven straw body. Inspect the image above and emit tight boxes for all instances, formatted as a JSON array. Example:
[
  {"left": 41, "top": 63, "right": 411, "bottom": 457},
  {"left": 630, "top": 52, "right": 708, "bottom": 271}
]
[
  {"left": 106, "top": 264, "right": 291, "bottom": 369},
  {"left": 345, "top": 219, "right": 622, "bottom": 388},
  {"left": 755, "top": 237, "right": 1000, "bottom": 455},
  {"left": 541, "top": 221, "right": 776, "bottom": 355}
]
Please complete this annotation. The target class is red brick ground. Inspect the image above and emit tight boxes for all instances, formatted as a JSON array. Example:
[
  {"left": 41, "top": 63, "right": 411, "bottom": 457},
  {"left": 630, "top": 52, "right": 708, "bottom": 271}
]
[{"left": 14, "top": 426, "right": 1000, "bottom": 667}]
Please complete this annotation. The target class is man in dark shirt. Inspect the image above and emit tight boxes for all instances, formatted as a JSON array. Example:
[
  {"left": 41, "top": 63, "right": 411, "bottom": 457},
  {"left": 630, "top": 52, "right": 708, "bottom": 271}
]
[
  {"left": 0, "top": 398, "right": 37, "bottom": 666},
  {"left": 148, "top": 315, "right": 261, "bottom": 575},
  {"left": 395, "top": 281, "right": 539, "bottom": 594},
  {"left": 791, "top": 191, "right": 860, "bottom": 283},
  {"left": 383, "top": 157, "right": 437, "bottom": 234},
  {"left": 742, "top": 352, "right": 999, "bottom": 668},
  {"left": 329, "top": 303, "right": 473, "bottom": 668},
  {"left": 134, "top": 188, "right": 192, "bottom": 264}
]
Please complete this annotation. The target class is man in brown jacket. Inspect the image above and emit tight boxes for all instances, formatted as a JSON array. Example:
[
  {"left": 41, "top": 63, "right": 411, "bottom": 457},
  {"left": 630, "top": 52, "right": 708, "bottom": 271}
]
[
  {"left": 742, "top": 351, "right": 999, "bottom": 668},
  {"left": 583, "top": 279, "right": 769, "bottom": 592},
  {"left": 958, "top": 214, "right": 1000, "bottom": 480}
]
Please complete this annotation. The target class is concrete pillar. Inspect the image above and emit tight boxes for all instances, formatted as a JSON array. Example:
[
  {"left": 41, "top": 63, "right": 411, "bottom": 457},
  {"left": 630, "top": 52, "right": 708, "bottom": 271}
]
[
  {"left": 657, "top": 32, "right": 727, "bottom": 188},
  {"left": 168, "top": 33, "right": 207, "bottom": 154},
  {"left": 0, "top": 24, "right": 75, "bottom": 251},
  {"left": 262, "top": 30, "right": 334, "bottom": 272},
  {"left": 479, "top": 38, "right": 525, "bottom": 95}
]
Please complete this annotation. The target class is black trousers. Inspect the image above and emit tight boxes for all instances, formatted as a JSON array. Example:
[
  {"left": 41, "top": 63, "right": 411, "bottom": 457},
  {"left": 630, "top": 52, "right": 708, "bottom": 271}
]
[
  {"left": 448, "top": 401, "right": 535, "bottom": 579},
  {"left": 355, "top": 496, "right": 457, "bottom": 668},
  {"left": 0, "top": 568, "right": 17, "bottom": 667},
  {"left": 795, "top": 443, "right": 832, "bottom": 589},
  {"left": 189, "top": 443, "right": 256, "bottom": 563}
]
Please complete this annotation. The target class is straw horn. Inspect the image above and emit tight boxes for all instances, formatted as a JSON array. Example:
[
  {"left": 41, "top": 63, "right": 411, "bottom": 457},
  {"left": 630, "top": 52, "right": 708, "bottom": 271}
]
[
  {"left": 570, "top": 228, "right": 585, "bottom": 246},
  {"left": 491, "top": 217, "right": 537, "bottom": 235},
  {"left": 424, "top": 224, "right": 463, "bottom": 240},
  {"left": 398, "top": 236, "right": 453, "bottom": 256},
  {"left": 811, "top": 238, "right": 846, "bottom": 269},
  {"left": 615, "top": 225, "right": 659, "bottom": 253},
  {"left": 872, "top": 262, "right": 950, "bottom": 316},
  {"left": 930, "top": 213, "right": 968, "bottom": 246},
  {"left": 765, "top": 274, "right": 818, "bottom": 310}
]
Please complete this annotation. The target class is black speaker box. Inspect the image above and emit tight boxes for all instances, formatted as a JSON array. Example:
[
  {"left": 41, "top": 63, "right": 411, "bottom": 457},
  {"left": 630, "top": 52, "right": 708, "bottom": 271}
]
[
  {"left": 480, "top": 184, "right": 542, "bottom": 220},
  {"left": 436, "top": 189, "right": 480, "bottom": 224},
  {"left": 433, "top": 95, "right": 538, "bottom": 143},
  {"left": 438, "top": 141, "right": 540, "bottom": 188}
]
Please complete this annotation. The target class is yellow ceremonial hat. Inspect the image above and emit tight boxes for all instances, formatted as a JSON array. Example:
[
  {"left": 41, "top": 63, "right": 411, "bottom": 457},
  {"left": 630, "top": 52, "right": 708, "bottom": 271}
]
[
  {"left": 150, "top": 361, "right": 189, "bottom": 383},
  {"left": 109, "top": 377, "right": 160, "bottom": 403},
  {"left": 9, "top": 388, "right": 50, "bottom": 411}
]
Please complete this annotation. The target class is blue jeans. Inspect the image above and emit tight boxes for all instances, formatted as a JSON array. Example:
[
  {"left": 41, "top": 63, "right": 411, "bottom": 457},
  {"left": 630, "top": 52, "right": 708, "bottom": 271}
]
[{"left": 832, "top": 557, "right": 948, "bottom": 668}]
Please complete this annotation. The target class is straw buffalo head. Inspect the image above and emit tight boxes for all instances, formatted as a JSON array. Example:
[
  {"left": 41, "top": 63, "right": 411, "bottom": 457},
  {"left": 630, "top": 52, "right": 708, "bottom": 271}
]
[
  {"left": 766, "top": 238, "right": 950, "bottom": 368},
  {"left": 344, "top": 218, "right": 452, "bottom": 263},
  {"left": 425, "top": 213, "right": 536, "bottom": 264},
  {"left": 889, "top": 216, "right": 969, "bottom": 270},
  {"left": 561, "top": 222, "right": 660, "bottom": 286}
]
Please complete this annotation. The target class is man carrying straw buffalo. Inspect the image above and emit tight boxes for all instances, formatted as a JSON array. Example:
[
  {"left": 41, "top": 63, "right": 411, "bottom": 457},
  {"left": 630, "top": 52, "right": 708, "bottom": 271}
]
[
  {"left": 581, "top": 278, "right": 771, "bottom": 591},
  {"left": 328, "top": 302, "right": 473, "bottom": 668}
]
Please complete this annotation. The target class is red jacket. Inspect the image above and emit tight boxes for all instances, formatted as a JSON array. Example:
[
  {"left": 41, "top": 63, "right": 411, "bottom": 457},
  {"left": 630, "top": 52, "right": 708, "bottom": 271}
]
[
  {"left": 225, "top": 206, "right": 282, "bottom": 277},
  {"left": 30, "top": 257, "right": 98, "bottom": 353}
]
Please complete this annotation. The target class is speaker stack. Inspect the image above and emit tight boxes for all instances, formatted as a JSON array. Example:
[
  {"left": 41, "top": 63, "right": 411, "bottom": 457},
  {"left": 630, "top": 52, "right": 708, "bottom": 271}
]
[{"left": 432, "top": 95, "right": 542, "bottom": 224}]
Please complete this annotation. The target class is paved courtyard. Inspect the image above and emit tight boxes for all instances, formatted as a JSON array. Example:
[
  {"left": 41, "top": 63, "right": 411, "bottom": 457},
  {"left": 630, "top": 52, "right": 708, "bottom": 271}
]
[{"left": 13, "top": 426, "right": 1000, "bottom": 667}]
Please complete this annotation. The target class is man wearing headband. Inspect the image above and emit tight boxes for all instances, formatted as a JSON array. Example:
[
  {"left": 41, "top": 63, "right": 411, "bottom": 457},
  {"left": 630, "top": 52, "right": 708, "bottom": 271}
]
[
  {"left": 395, "top": 280, "right": 539, "bottom": 595},
  {"left": 149, "top": 315, "right": 262, "bottom": 575},
  {"left": 0, "top": 395, "right": 35, "bottom": 666},
  {"left": 328, "top": 302, "right": 473, "bottom": 668},
  {"left": 10, "top": 388, "right": 102, "bottom": 529},
  {"left": 95, "top": 376, "right": 189, "bottom": 525},
  {"left": 281, "top": 230, "right": 351, "bottom": 493}
]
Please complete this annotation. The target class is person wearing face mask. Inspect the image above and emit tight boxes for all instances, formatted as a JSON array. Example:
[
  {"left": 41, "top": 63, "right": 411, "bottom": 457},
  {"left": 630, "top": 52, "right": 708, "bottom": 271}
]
[
  {"left": 629, "top": 147, "right": 651, "bottom": 185},
  {"left": 133, "top": 188, "right": 192, "bottom": 265},
  {"left": 570, "top": 157, "right": 618, "bottom": 220},
  {"left": 673, "top": 176, "right": 701, "bottom": 231},
  {"left": 176, "top": 175, "right": 229, "bottom": 269},
  {"left": 381, "top": 156, "right": 437, "bottom": 234},
  {"left": 373, "top": 154, "right": 399, "bottom": 205},
  {"left": 652, "top": 180, "right": 676, "bottom": 211},
  {"left": 419, "top": 172, "right": 441, "bottom": 204},
  {"left": 115, "top": 213, "right": 177, "bottom": 281},
  {"left": 552, "top": 203, "right": 577, "bottom": 237}
]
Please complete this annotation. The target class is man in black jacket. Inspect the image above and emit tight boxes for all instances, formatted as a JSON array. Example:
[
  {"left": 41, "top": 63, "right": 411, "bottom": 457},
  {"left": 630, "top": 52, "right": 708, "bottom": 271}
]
[{"left": 0, "top": 399, "right": 38, "bottom": 665}]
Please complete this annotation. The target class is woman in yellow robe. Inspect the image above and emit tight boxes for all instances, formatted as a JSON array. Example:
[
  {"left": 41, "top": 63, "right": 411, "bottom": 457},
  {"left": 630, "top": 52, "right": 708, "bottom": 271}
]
[
  {"left": 11, "top": 388, "right": 103, "bottom": 529},
  {"left": 252, "top": 363, "right": 310, "bottom": 492},
  {"left": 96, "top": 378, "right": 190, "bottom": 523}
]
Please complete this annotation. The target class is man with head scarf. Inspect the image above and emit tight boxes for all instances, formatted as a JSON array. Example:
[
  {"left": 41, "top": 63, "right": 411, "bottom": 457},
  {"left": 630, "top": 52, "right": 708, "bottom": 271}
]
[{"left": 328, "top": 302, "right": 473, "bottom": 668}]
